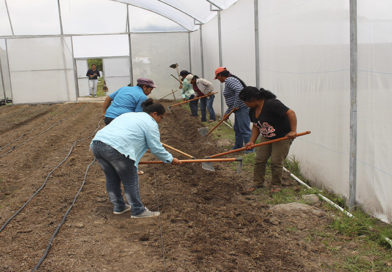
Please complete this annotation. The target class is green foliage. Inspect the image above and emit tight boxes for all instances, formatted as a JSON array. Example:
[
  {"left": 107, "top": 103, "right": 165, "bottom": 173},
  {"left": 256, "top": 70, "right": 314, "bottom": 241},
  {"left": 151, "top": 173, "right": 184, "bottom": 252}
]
[{"left": 87, "top": 58, "right": 103, "bottom": 71}]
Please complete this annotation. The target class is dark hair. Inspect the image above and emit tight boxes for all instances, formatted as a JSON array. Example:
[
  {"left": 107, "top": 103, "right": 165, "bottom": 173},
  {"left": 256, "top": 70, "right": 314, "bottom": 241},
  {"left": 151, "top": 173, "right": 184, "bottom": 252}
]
[
  {"left": 128, "top": 83, "right": 133, "bottom": 87},
  {"left": 218, "top": 70, "right": 246, "bottom": 88},
  {"left": 192, "top": 75, "right": 199, "bottom": 81},
  {"left": 141, "top": 98, "right": 165, "bottom": 115},
  {"left": 239, "top": 87, "right": 277, "bottom": 102},
  {"left": 180, "top": 70, "right": 190, "bottom": 77}
]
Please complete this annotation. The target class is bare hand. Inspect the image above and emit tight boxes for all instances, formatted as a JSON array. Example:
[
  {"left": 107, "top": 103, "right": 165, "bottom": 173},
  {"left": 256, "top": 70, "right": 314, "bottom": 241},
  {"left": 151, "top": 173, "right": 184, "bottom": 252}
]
[
  {"left": 171, "top": 158, "right": 182, "bottom": 165},
  {"left": 102, "top": 113, "right": 105, "bottom": 119},
  {"left": 245, "top": 141, "right": 254, "bottom": 150},
  {"left": 286, "top": 131, "right": 297, "bottom": 139}
]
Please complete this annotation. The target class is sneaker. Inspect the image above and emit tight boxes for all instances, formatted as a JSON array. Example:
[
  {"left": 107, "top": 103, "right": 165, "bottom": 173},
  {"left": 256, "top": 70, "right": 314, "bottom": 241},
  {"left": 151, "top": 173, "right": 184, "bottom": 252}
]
[
  {"left": 131, "top": 207, "right": 160, "bottom": 218},
  {"left": 113, "top": 204, "right": 131, "bottom": 215}
]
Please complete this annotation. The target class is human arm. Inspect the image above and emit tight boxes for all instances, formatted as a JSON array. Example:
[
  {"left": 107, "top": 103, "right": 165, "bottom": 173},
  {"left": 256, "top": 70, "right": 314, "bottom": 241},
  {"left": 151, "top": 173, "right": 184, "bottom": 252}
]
[
  {"left": 286, "top": 109, "right": 297, "bottom": 139},
  {"left": 245, "top": 125, "right": 260, "bottom": 150},
  {"left": 102, "top": 96, "right": 112, "bottom": 118},
  {"left": 145, "top": 123, "right": 174, "bottom": 163}
]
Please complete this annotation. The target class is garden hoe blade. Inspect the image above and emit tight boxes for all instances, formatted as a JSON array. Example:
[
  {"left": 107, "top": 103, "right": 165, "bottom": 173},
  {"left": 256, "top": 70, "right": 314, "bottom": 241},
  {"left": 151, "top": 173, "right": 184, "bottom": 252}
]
[
  {"left": 201, "top": 161, "right": 215, "bottom": 172},
  {"left": 198, "top": 127, "right": 209, "bottom": 136}
]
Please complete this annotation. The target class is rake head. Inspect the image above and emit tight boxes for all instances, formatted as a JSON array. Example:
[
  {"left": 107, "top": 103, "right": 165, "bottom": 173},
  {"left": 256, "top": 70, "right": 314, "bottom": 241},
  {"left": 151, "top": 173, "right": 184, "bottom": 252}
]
[{"left": 169, "top": 63, "right": 178, "bottom": 69}]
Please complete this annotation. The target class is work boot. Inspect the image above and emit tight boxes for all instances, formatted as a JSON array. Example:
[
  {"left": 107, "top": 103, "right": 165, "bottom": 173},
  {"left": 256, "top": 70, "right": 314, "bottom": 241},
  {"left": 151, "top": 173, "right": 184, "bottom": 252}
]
[{"left": 131, "top": 207, "right": 160, "bottom": 218}]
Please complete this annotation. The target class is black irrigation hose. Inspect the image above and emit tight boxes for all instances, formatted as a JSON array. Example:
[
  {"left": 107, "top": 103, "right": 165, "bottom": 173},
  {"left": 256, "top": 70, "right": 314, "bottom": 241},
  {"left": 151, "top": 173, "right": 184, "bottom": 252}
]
[
  {"left": 0, "top": 118, "right": 103, "bottom": 232},
  {"left": 0, "top": 105, "right": 86, "bottom": 158},
  {"left": 0, "top": 142, "right": 77, "bottom": 233},
  {"left": 0, "top": 104, "right": 74, "bottom": 152},
  {"left": 154, "top": 171, "right": 167, "bottom": 272},
  {"left": 32, "top": 158, "right": 96, "bottom": 272}
]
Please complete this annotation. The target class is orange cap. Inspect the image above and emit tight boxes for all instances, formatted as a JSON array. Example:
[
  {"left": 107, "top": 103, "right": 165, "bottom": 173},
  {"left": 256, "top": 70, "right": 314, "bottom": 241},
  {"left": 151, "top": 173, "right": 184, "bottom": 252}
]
[{"left": 214, "top": 67, "right": 227, "bottom": 79}]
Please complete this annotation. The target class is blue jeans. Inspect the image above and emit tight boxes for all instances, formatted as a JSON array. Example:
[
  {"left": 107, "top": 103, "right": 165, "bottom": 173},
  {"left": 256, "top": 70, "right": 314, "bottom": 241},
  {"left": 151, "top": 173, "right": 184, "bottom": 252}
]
[
  {"left": 91, "top": 140, "right": 145, "bottom": 216},
  {"left": 233, "top": 107, "right": 251, "bottom": 149},
  {"left": 189, "top": 95, "right": 198, "bottom": 116},
  {"left": 200, "top": 95, "right": 216, "bottom": 122}
]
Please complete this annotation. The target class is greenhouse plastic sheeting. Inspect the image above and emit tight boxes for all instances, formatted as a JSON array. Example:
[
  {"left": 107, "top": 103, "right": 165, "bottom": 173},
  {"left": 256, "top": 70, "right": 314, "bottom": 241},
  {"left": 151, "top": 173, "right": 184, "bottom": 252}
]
[
  {"left": 356, "top": 0, "right": 392, "bottom": 223},
  {"left": 258, "top": 0, "right": 351, "bottom": 199},
  {"left": 190, "top": 30, "right": 202, "bottom": 77},
  {"left": 102, "top": 57, "right": 130, "bottom": 95},
  {"left": 76, "top": 59, "right": 89, "bottom": 97},
  {"left": 131, "top": 32, "right": 189, "bottom": 99},
  {"left": 7, "top": 37, "right": 76, "bottom": 104}
]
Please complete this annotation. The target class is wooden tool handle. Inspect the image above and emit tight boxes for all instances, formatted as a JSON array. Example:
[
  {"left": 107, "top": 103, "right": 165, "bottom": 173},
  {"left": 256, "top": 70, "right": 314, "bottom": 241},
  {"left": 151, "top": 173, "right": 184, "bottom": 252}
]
[
  {"left": 139, "top": 158, "right": 239, "bottom": 164},
  {"left": 206, "top": 108, "right": 237, "bottom": 136},
  {"left": 162, "top": 143, "right": 194, "bottom": 159},
  {"left": 170, "top": 74, "right": 182, "bottom": 83},
  {"left": 169, "top": 92, "right": 217, "bottom": 108},
  {"left": 209, "top": 131, "right": 311, "bottom": 158}
]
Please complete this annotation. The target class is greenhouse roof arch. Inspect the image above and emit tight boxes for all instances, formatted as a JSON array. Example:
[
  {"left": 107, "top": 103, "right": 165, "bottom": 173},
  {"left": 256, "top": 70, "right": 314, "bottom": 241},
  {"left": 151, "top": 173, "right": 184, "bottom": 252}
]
[{"left": 103, "top": 0, "right": 238, "bottom": 31}]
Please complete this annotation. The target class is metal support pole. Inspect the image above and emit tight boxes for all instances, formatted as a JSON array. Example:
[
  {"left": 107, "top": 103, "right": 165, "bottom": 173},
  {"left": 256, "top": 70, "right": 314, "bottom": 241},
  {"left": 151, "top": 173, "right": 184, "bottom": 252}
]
[
  {"left": 254, "top": 0, "right": 260, "bottom": 88},
  {"left": 57, "top": 0, "right": 70, "bottom": 101},
  {"left": 0, "top": 57, "right": 7, "bottom": 101},
  {"left": 200, "top": 25, "right": 205, "bottom": 78},
  {"left": 188, "top": 32, "right": 192, "bottom": 72},
  {"left": 126, "top": 4, "right": 134, "bottom": 85},
  {"left": 217, "top": 10, "right": 224, "bottom": 118},
  {"left": 349, "top": 0, "right": 358, "bottom": 210},
  {"left": 71, "top": 36, "right": 80, "bottom": 98},
  {"left": 5, "top": 39, "right": 13, "bottom": 101},
  {"left": 4, "top": 0, "right": 14, "bottom": 35}
]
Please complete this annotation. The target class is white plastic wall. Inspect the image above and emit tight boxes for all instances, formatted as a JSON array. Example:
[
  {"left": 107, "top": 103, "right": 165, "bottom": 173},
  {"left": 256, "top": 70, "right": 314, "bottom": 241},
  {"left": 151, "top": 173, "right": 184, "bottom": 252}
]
[
  {"left": 356, "top": 0, "right": 392, "bottom": 223},
  {"left": 7, "top": 37, "right": 76, "bottom": 104},
  {"left": 221, "top": 0, "right": 255, "bottom": 87},
  {"left": 201, "top": 16, "right": 222, "bottom": 115},
  {"left": 190, "top": 30, "right": 202, "bottom": 77},
  {"left": 103, "top": 57, "right": 130, "bottom": 95},
  {"left": 131, "top": 32, "right": 189, "bottom": 99},
  {"left": 76, "top": 59, "right": 89, "bottom": 97}
]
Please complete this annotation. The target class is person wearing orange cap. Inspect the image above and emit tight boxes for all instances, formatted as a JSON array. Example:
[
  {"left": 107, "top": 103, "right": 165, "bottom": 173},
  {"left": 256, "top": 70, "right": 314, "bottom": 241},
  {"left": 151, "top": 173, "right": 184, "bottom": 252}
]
[{"left": 215, "top": 67, "right": 251, "bottom": 150}]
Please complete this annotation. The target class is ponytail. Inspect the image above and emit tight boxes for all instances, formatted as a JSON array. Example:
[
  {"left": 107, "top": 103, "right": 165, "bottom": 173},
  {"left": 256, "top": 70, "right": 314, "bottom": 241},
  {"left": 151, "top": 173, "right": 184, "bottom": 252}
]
[
  {"left": 141, "top": 98, "right": 165, "bottom": 115},
  {"left": 218, "top": 70, "right": 247, "bottom": 88},
  {"left": 239, "top": 86, "right": 277, "bottom": 102}
]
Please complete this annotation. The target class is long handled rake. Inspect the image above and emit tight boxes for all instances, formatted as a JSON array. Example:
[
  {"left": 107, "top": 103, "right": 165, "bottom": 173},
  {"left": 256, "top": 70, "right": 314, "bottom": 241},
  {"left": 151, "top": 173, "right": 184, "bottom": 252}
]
[{"left": 139, "top": 158, "right": 242, "bottom": 172}]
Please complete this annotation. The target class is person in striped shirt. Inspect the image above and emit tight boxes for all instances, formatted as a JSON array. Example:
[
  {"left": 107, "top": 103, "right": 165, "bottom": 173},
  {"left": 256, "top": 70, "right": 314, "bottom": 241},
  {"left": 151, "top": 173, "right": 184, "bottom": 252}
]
[{"left": 215, "top": 67, "right": 251, "bottom": 149}]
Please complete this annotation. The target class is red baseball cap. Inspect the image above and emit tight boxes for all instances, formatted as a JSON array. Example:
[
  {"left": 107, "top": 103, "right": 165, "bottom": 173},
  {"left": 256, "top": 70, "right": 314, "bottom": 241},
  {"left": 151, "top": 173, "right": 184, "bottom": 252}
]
[{"left": 214, "top": 67, "right": 227, "bottom": 79}]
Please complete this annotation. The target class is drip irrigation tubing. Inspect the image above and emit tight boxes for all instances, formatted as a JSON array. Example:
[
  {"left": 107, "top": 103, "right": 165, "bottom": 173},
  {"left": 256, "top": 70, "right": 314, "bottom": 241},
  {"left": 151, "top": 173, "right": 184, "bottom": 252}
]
[
  {"left": 153, "top": 171, "right": 168, "bottom": 272},
  {"left": 0, "top": 104, "right": 88, "bottom": 159},
  {"left": 0, "top": 118, "right": 102, "bottom": 233},
  {"left": 0, "top": 104, "right": 75, "bottom": 152},
  {"left": 32, "top": 158, "right": 96, "bottom": 272},
  {"left": 283, "top": 167, "right": 392, "bottom": 248}
]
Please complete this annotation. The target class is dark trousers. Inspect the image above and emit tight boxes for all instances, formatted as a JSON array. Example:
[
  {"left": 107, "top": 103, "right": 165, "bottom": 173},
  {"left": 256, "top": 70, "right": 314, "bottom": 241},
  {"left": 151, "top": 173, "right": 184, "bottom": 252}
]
[
  {"left": 91, "top": 140, "right": 145, "bottom": 216},
  {"left": 188, "top": 95, "right": 198, "bottom": 116},
  {"left": 200, "top": 95, "right": 216, "bottom": 122},
  {"left": 104, "top": 117, "right": 114, "bottom": 125}
]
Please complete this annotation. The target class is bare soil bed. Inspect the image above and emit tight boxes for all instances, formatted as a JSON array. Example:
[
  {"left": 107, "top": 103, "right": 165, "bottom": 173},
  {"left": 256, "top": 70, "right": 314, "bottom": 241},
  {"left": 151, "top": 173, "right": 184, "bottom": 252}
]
[{"left": 0, "top": 103, "right": 390, "bottom": 271}]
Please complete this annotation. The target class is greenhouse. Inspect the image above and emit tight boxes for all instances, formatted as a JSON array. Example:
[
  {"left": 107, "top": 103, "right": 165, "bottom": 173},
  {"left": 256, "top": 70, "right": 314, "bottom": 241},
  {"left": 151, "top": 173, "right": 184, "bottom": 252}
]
[{"left": 0, "top": 0, "right": 391, "bottom": 270}]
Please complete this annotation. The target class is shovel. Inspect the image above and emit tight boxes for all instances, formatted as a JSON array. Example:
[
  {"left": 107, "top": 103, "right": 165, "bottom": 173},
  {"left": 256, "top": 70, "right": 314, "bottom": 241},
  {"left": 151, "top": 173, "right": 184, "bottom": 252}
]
[
  {"left": 169, "top": 63, "right": 181, "bottom": 79},
  {"left": 162, "top": 143, "right": 195, "bottom": 159},
  {"left": 207, "top": 131, "right": 311, "bottom": 159},
  {"left": 167, "top": 92, "right": 217, "bottom": 113},
  {"left": 198, "top": 108, "right": 237, "bottom": 136},
  {"left": 139, "top": 157, "right": 243, "bottom": 172}
]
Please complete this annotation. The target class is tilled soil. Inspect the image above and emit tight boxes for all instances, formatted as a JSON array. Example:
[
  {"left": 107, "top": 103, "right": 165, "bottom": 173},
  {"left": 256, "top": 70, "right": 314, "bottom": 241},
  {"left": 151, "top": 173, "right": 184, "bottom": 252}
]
[{"left": 0, "top": 103, "right": 363, "bottom": 271}]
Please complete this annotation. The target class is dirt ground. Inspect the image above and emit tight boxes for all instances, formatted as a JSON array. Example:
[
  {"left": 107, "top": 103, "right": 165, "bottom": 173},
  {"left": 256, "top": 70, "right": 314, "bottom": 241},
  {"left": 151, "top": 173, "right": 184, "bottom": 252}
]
[{"left": 0, "top": 103, "right": 389, "bottom": 271}]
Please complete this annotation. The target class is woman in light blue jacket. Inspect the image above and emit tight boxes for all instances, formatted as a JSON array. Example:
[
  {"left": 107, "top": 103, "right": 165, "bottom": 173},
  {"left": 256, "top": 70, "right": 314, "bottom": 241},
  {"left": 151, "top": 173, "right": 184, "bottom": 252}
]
[{"left": 91, "top": 99, "right": 181, "bottom": 218}]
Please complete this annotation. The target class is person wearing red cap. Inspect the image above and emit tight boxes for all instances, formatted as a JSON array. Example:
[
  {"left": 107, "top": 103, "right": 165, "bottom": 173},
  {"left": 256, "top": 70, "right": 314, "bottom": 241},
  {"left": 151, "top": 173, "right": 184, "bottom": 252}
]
[
  {"left": 215, "top": 67, "right": 251, "bottom": 149},
  {"left": 102, "top": 78, "right": 156, "bottom": 125}
]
